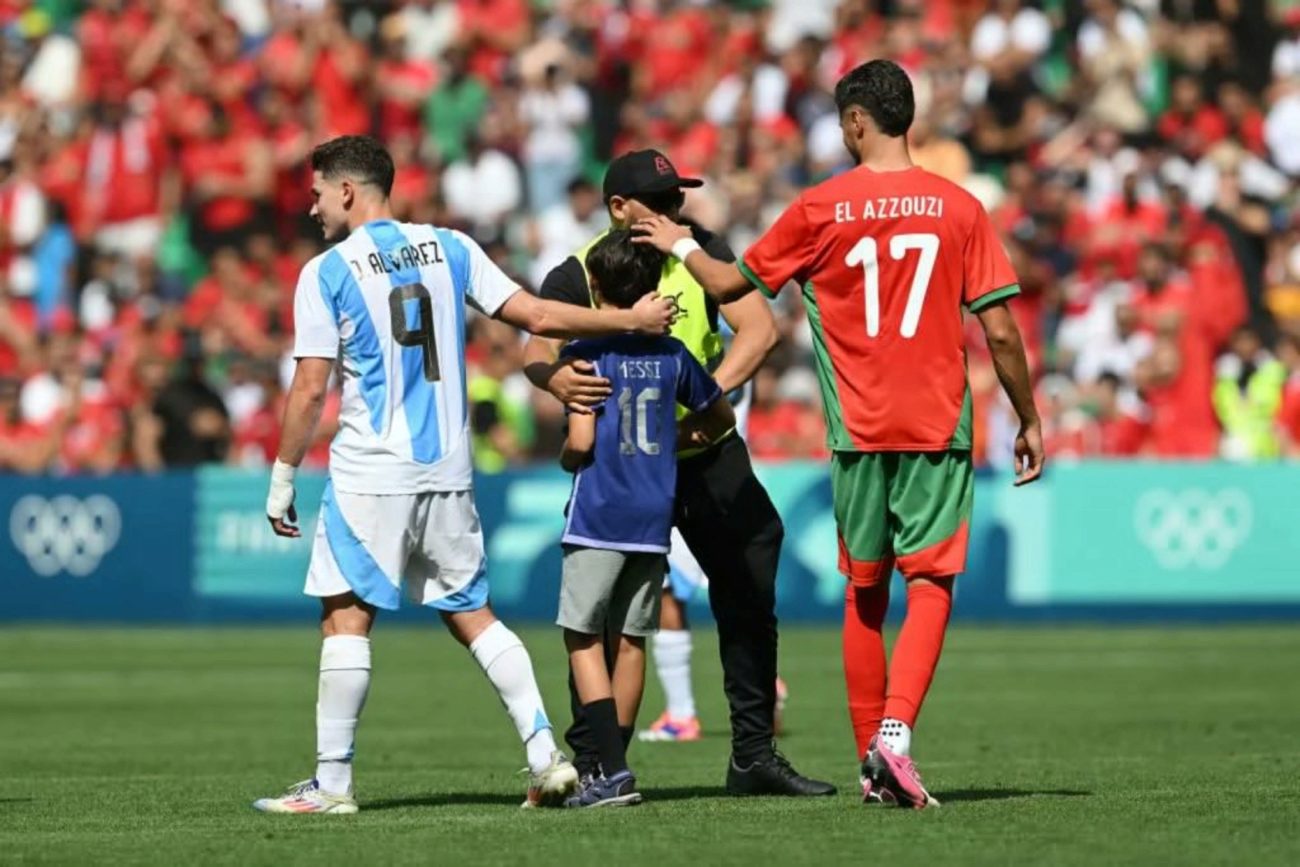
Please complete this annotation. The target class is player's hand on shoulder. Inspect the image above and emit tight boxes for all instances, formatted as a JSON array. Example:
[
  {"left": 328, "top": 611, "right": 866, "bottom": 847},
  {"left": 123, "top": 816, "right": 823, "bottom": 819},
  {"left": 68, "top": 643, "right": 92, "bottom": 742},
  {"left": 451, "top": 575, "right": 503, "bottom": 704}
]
[
  {"left": 266, "top": 459, "right": 301, "bottom": 538},
  {"left": 630, "top": 291, "right": 677, "bottom": 335},
  {"left": 1013, "top": 421, "right": 1045, "bottom": 487},
  {"left": 550, "top": 357, "right": 612, "bottom": 415},
  {"left": 632, "top": 214, "right": 692, "bottom": 254}
]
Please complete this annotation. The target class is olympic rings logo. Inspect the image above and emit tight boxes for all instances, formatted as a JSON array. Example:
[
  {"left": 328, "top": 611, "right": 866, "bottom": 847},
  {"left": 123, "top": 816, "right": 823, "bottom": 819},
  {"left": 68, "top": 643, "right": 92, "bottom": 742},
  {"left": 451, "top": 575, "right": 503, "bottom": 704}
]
[
  {"left": 9, "top": 495, "right": 122, "bottom": 577},
  {"left": 1133, "top": 488, "right": 1252, "bottom": 570}
]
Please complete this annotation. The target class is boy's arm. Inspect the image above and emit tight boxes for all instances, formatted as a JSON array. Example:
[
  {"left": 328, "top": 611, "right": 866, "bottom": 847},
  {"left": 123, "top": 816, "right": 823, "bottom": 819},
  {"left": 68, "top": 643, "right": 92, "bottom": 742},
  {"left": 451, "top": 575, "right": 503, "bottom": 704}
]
[{"left": 560, "top": 412, "right": 596, "bottom": 472}]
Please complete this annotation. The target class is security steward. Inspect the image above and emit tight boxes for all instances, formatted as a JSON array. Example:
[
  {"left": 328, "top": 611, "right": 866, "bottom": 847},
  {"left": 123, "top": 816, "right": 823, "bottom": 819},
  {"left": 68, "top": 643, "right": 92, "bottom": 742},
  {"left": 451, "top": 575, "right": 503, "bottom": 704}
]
[{"left": 522, "top": 150, "right": 835, "bottom": 796}]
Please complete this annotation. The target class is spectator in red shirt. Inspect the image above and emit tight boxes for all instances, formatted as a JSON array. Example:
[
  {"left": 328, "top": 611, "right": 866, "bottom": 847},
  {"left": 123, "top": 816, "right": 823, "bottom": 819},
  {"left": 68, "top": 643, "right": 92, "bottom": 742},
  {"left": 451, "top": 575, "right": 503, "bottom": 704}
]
[
  {"left": 231, "top": 360, "right": 337, "bottom": 469},
  {"left": 1088, "top": 371, "right": 1149, "bottom": 457},
  {"left": 459, "top": 0, "right": 532, "bottom": 85},
  {"left": 0, "top": 375, "right": 67, "bottom": 473},
  {"left": 1093, "top": 173, "right": 1168, "bottom": 279},
  {"left": 1157, "top": 74, "right": 1228, "bottom": 161},
  {"left": 77, "top": 0, "right": 152, "bottom": 101},
  {"left": 1218, "top": 80, "right": 1267, "bottom": 156},
  {"left": 183, "top": 247, "right": 278, "bottom": 359},
  {"left": 180, "top": 104, "right": 272, "bottom": 255},
  {"left": 82, "top": 97, "right": 172, "bottom": 261},
  {"left": 389, "top": 133, "right": 435, "bottom": 223},
  {"left": 259, "top": 88, "right": 314, "bottom": 238},
  {"left": 747, "top": 368, "right": 828, "bottom": 461},
  {"left": 1132, "top": 244, "right": 1221, "bottom": 458},
  {"left": 639, "top": 2, "right": 712, "bottom": 97},
  {"left": 207, "top": 15, "right": 261, "bottom": 135},
  {"left": 0, "top": 290, "right": 38, "bottom": 379},
  {"left": 309, "top": 7, "right": 371, "bottom": 138},
  {"left": 375, "top": 17, "right": 438, "bottom": 143}
]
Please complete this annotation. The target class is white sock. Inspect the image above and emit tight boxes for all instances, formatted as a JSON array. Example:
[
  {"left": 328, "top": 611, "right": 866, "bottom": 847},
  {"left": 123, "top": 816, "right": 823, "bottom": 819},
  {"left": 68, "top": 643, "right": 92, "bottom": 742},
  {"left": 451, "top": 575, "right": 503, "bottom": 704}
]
[
  {"left": 468, "top": 621, "right": 558, "bottom": 775},
  {"left": 653, "top": 629, "right": 696, "bottom": 719},
  {"left": 879, "top": 718, "right": 912, "bottom": 757},
  {"left": 315, "top": 635, "right": 371, "bottom": 795}
]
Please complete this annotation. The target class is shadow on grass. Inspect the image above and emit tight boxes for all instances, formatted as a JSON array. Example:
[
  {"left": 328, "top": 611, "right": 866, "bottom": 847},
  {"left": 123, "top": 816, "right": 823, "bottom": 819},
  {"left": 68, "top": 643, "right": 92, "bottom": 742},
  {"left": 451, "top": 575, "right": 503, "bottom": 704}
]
[
  {"left": 0, "top": 798, "right": 33, "bottom": 805},
  {"left": 366, "top": 786, "right": 730, "bottom": 810},
  {"left": 937, "top": 788, "right": 1092, "bottom": 803}
]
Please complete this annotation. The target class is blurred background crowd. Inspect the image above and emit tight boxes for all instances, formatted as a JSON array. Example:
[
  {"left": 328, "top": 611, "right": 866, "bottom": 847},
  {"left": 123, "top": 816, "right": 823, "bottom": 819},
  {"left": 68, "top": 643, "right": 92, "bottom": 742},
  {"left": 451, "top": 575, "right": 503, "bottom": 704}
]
[{"left": 1, "top": 0, "right": 1300, "bottom": 476}]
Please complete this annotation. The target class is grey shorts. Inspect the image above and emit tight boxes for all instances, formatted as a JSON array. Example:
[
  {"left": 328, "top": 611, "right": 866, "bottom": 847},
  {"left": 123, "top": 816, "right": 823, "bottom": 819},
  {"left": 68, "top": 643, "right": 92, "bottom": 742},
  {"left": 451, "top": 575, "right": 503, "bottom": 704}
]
[{"left": 557, "top": 545, "right": 666, "bottom": 637}]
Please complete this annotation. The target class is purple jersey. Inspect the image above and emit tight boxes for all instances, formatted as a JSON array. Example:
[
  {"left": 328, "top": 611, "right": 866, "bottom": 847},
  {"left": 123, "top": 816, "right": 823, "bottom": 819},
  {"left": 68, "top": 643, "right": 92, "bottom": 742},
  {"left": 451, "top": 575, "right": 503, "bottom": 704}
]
[{"left": 561, "top": 335, "right": 721, "bottom": 552}]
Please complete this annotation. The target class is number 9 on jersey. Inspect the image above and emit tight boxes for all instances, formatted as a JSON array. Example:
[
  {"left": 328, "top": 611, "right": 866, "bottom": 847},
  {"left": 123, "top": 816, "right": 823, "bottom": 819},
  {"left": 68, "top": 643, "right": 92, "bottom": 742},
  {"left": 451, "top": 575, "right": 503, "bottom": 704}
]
[{"left": 389, "top": 283, "right": 440, "bottom": 382}]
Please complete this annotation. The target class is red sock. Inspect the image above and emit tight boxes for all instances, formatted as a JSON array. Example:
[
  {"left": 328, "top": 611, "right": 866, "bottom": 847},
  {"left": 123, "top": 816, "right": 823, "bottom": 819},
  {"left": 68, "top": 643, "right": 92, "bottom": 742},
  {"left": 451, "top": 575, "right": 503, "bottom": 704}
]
[
  {"left": 883, "top": 578, "right": 954, "bottom": 727},
  {"left": 842, "top": 581, "right": 889, "bottom": 760}
]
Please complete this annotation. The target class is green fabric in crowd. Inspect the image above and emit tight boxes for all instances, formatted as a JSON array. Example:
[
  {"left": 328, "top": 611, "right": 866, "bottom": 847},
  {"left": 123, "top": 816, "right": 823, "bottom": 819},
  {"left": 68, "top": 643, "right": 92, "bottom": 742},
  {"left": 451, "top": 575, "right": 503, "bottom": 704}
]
[{"left": 425, "top": 77, "right": 490, "bottom": 166}]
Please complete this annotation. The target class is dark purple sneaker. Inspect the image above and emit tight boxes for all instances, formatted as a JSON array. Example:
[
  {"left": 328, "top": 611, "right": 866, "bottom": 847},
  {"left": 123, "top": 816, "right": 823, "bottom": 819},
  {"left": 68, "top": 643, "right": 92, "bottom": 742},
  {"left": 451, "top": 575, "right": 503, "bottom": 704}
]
[
  {"left": 862, "top": 736, "right": 940, "bottom": 810},
  {"left": 563, "top": 770, "right": 643, "bottom": 808}
]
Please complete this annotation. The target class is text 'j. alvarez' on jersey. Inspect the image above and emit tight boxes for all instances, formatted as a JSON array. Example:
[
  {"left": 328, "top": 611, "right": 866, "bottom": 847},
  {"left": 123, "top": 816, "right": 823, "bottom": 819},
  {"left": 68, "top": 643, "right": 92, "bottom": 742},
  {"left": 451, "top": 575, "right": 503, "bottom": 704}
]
[{"left": 292, "top": 219, "right": 519, "bottom": 494}]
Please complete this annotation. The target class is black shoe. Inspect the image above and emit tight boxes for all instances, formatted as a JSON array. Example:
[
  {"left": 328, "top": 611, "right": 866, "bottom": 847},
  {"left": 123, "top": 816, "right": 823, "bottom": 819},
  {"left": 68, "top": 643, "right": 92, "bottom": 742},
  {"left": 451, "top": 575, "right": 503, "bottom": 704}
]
[{"left": 726, "top": 751, "right": 837, "bottom": 797}]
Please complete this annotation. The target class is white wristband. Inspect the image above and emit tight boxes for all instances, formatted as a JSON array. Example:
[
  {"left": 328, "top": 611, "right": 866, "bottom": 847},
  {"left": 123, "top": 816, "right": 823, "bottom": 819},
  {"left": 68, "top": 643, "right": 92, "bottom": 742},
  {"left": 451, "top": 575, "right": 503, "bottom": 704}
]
[
  {"left": 671, "top": 237, "right": 702, "bottom": 263},
  {"left": 271, "top": 459, "right": 297, "bottom": 485},
  {"left": 266, "top": 459, "right": 298, "bottom": 520}
]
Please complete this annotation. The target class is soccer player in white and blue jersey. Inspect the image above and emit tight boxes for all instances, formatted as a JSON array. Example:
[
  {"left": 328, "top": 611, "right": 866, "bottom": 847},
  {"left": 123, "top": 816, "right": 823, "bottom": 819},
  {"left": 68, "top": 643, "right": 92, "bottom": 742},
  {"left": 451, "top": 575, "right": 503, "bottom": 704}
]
[{"left": 253, "top": 136, "right": 675, "bottom": 814}]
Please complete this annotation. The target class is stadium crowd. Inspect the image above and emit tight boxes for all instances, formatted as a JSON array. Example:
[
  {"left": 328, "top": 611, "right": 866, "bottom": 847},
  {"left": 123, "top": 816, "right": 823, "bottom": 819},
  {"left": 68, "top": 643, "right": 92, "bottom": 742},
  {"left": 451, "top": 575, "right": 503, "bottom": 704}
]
[{"left": 1, "top": 0, "right": 1299, "bottom": 475}]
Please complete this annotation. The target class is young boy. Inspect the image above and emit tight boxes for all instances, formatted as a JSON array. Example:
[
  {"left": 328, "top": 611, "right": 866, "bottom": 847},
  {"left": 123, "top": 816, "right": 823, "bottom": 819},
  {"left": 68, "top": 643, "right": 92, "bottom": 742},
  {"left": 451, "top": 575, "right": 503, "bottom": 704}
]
[{"left": 556, "top": 230, "right": 735, "bottom": 807}]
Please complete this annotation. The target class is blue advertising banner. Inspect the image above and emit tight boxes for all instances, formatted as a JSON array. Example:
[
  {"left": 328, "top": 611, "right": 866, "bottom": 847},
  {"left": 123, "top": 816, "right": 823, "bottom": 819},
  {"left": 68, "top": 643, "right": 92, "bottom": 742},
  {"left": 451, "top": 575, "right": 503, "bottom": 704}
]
[
  {"left": 4, "top": 473, "right": 195, "bottom": 621},
  {"left": 4, "top": 462, "right": 1298, "bottom": 623},
  {"left": 1000, "top": 463, "right": 1300, "bottom": 608}
]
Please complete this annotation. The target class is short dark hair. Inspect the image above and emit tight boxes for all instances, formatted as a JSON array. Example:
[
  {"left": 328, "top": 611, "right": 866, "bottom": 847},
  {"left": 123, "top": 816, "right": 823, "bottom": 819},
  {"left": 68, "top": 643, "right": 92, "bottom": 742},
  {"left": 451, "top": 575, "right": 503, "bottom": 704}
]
[
  {"left": 586, "top": 230, "right": 664, "bottom": 309},
  {"left": 834, "top": 60, "right": 915, "bottom": 138},
  {"left": 310, "top": 136, "right": 395, "bottom": 197},
  {"left": 1097, "top": 371, "right": 1123, "bottom": 391}
]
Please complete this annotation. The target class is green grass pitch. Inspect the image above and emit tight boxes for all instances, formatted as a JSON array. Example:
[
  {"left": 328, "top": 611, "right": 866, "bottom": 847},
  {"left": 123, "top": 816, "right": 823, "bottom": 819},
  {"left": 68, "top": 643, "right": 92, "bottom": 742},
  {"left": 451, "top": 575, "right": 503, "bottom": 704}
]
[{"left": 2, "top": 625, "right": 1298, "bottom": 865}]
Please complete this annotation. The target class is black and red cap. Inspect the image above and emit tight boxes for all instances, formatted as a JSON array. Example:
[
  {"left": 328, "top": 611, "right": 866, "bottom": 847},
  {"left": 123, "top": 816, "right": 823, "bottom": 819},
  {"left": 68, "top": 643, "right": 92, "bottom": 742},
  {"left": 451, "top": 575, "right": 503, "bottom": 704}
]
[{"left": 602, "top": 149, "right": 704, "bottom": 202}]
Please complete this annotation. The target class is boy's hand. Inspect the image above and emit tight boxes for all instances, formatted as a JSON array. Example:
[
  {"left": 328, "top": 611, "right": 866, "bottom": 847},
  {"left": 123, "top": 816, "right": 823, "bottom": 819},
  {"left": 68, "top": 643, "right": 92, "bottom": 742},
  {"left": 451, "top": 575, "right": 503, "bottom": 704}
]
[
  {"left": 632, "top": 215, "right": 692, "bottom": 254},
  {"left": 629, "top": 291, "right": 677, "bottom": 335},
  {"left": 548, "top": 358, "right": 611, "bottom": 414},
  {"left": 675, "top": 415, "right": 712, "bottom": 451}
]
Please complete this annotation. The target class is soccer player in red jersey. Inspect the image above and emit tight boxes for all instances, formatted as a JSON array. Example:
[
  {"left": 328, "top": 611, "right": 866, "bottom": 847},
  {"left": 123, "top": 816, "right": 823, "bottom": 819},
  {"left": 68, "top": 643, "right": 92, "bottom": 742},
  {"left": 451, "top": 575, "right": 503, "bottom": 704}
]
[{"left": 635, "top": 60, "right": 1044, "bottom": 808}]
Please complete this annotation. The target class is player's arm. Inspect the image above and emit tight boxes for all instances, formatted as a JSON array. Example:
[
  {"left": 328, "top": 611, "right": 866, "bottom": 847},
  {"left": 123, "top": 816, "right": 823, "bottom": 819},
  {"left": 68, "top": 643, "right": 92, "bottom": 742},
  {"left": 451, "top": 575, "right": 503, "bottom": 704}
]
[
  {"left": 964, "top": 204, "right": 1044, "bottom": 486},
  {"left": 268, "top": 259, "right": 340, "bottom": 538},
  {"left": 496, "top": 289, "right": 673, "bottom": 339},
  {"left": 455, "top": 230, "right": 674, "bottom": 339},
  {"left": 635, "top": 197, "right": 816, "bottom": 305},
  {"left": 268, "top": 356, "right": 333, "bottom": 537},
  {"left": 633, "top": 215, "right": 752, "bottom": 303},
  {"left": 560, "top": 411, "right": 596, "bottom": 472},
  {"left": 976, "top": 302, "right": 1043, "bottom": 486},
  {"left": 521, "top": 257, "right": 613, "bottom": 414}
]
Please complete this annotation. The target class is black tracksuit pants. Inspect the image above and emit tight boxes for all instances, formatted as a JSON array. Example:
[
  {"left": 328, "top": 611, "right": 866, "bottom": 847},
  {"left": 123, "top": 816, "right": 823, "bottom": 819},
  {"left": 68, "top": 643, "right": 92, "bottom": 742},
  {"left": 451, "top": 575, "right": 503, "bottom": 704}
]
[{"left": 565, "top": 434, "right": 784, "bottom": 769}]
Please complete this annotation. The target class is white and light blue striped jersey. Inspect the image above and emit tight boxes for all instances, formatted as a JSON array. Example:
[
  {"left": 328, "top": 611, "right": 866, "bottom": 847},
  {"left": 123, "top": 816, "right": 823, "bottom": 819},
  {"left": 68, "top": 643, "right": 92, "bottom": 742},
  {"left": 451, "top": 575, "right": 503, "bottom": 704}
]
[{"left": 292, "top": 219, "right": 520, "bottom": 494}]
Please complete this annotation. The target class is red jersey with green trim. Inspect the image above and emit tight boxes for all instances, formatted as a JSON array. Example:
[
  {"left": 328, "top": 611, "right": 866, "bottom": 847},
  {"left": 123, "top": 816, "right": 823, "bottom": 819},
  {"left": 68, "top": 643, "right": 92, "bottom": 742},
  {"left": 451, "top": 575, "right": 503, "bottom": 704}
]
[{"left": 740, "top": 166, "right": 1019, "bottom": 452}]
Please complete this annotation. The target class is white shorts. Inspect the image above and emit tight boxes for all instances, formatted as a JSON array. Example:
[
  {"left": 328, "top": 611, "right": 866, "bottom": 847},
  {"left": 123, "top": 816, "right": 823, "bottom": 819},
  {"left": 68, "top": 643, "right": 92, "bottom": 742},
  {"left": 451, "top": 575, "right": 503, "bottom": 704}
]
[
  {"left": 665, "top": 527, "right": 708, "bottom": 603},
  {"left": 305, "top": 482, "right": 488, "bottom": 612}
]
